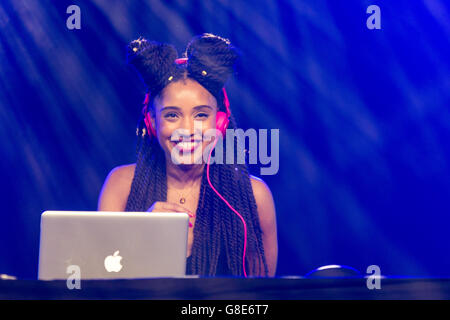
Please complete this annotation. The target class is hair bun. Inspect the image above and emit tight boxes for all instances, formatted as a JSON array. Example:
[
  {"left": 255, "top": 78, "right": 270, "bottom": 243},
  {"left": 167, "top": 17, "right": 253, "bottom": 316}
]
[
  {"left": 127, "top": 37, "right": 178, "bottom": 94},
  {"left": 185, "top": 33, "right": 239, "bottom": 94}
]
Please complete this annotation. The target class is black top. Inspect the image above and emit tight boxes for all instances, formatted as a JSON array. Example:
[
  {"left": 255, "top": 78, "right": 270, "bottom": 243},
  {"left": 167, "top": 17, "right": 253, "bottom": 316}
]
[{"left": 185, "top": 247, "right": 231, "bottom": 276}]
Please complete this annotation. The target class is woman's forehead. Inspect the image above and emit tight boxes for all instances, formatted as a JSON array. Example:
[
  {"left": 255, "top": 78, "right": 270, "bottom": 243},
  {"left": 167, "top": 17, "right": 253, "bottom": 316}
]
[{"left": 156, "top": 79, "right": 217, "bottom": 109}]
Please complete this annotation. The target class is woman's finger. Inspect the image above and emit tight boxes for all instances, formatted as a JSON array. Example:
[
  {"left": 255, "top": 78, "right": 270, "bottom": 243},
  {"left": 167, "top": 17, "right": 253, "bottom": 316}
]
[{"left": 150, "top": 202, "right": 195, "bottom": 217}]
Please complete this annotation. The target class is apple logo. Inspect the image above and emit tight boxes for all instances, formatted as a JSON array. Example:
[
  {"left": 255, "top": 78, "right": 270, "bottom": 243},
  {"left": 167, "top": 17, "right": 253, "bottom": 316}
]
[{"left": 104, "top": 250, "right": 123, "bottom": 272}]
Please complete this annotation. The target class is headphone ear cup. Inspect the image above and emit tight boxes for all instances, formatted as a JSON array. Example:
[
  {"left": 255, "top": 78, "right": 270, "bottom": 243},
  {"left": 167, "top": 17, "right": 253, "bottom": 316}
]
[
  {"left": 144, "top": 113, "right": 156, "bottom": 138},
  {"left": 215, "top": 111, "right": 229, "bottom": 137}
]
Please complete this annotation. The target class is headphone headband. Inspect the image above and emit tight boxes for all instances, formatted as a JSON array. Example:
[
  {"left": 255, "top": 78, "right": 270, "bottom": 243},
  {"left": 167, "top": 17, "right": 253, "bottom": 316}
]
[{"left": 144, "top": 58, "right": 231, "bottom": 117}]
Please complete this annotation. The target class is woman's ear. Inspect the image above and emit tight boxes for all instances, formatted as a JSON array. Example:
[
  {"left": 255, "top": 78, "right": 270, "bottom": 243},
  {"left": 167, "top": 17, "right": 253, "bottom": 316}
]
[{"left": 150, "top": 113, "right": 156, "bottom": 132}]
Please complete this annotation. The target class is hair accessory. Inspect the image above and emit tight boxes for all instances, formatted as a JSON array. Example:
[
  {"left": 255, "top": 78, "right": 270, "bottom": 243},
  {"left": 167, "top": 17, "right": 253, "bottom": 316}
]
[
  {"left": 203, "top": 33, "right": 231, "bottom": 45},
  {"left": 175, "top": 58, "right": 188, "bottom": 64},
  {"left": 168, "top": 75, "right": 173, "bottom": 81},
  {"left": 142, "top": 92, "right": 156, "bottom": 137},
  {"left": 201, "top": 70, "right": 207, "bottom": 76},
  {"left": 130, "top": 37, "right": 145, "bottom": 53}
]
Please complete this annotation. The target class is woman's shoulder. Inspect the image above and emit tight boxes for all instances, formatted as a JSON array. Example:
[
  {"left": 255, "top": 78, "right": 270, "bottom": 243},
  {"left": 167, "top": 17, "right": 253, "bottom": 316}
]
[
  {"left": 97, "top": 163, "right": 136, "bottom": 211},
  {"left": 249, "top": 175, "right": 278, "bottom": 277},
  {"left": 248, "top": 174, "right": 276, "bottom": 224},
  {"left": 106, "top": 163, "right": 137, "bottom": 192},
  {"left": 104, "top": 163, "right": 136, "bottom": 187},
  {"left": 110, "top": 163, "right": 136, "bottom": 179},
  {"left": 249, "top": 175, "right": 272, "bottom": 199}
]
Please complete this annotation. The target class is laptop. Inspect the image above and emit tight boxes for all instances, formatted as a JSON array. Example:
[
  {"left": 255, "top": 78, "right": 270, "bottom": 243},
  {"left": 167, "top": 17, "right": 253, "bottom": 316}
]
[{"left": 38, "top": 211, "right": 190, "bottom": 280}]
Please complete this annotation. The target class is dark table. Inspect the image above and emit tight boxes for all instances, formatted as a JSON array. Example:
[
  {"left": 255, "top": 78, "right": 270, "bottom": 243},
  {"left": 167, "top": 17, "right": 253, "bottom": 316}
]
[{"left": 1, "top": 277, "right": 450, "bottom": 300}]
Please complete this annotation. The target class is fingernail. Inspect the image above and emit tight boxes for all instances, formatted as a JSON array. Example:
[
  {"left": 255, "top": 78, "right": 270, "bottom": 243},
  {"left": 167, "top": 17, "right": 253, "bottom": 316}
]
[{"left": 189, "top": 222, "right": 193, "bottom": 228}]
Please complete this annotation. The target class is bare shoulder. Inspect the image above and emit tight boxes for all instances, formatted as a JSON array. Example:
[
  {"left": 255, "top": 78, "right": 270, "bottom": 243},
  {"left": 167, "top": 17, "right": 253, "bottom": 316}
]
[
  {"left": 113, "top": 163, "right": 136, "bottom": 179},
  {"left": 249, "top": 175, "right": 276, "bottom": 224},
  {"left": 97, "top": 163, "right": 136, "bottom": 211},
  {"left": 249, "top": 175, "right": 278, "bottom": 276},
  {"left": 105, "top": 163, "right": 136, "bottom": 187},
  {"left": 249, "top": 175, "right": 274, "bottom": 207}
]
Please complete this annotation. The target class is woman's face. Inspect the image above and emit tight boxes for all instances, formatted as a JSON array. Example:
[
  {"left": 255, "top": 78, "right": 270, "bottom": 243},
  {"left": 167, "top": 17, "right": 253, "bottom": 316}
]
[{"left": 150, "top": 78, "right": 218, "bottom": 165}]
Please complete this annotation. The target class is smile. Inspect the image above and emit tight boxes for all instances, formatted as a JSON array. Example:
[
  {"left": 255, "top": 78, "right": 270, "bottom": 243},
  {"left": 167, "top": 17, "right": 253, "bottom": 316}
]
[{"left": 171, "top": 140, "right": 202, "bottom": 152}]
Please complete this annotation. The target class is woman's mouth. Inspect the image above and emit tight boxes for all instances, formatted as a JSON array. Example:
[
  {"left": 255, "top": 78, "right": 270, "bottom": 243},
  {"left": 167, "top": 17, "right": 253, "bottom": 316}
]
[{"left": 171, "top": 140, "right": 202, "bottom": 153}]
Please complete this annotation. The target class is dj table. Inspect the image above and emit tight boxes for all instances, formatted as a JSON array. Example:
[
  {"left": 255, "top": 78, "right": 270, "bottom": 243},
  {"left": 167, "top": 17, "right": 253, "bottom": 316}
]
[{"left": 1, "top": 277, "right": 449, "bottom": 300}]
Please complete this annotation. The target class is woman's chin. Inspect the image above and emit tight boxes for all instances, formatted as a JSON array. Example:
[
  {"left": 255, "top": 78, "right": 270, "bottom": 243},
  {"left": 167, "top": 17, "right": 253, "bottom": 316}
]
[
  {"left": 171, "top": 153, "right": 204, "bottom": 166},
  {"left": 166, "top": 141, "right": 213, "bottom": 166}
]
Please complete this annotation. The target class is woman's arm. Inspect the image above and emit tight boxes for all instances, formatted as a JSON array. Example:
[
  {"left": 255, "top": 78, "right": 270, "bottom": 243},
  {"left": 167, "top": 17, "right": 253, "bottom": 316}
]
[
  {"left": 97, "top": 164, "right": 136, "bottom": 211},
  {"left": 250, "top": 175, "right": 278, "bottom": 277}
]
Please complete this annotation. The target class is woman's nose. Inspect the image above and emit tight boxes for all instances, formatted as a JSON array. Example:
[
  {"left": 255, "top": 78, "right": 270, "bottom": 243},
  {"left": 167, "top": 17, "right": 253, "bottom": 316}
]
[
  {"left": 181, "top": 117, "right": 192, "bottom": 132},
  {"left": 180, "top": 118, "right": 203, "bottom": 136}
]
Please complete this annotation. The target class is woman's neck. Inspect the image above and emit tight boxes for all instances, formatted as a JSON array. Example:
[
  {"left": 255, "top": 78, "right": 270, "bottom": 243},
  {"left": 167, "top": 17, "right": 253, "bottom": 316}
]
[{"left": 165, "top": 159, "right": 205, "bottom": 189}]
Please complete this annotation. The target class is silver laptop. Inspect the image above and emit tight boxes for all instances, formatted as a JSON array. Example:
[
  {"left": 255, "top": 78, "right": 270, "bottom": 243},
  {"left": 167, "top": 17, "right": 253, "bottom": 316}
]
[{"left": 38, "top": 211, "right": 189, "bottom": 280}]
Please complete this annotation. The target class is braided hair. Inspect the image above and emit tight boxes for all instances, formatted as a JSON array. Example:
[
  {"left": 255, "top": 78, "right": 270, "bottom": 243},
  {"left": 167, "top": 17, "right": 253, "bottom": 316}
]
[{"left": 124, "top": 33, "right": 268, "bottom": 277}]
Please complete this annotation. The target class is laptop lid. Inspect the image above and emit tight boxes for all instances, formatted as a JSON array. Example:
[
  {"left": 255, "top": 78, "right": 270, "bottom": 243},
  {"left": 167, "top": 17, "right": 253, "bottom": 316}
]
[{"left": 38, "top": 211, "right": 189, "bottom": 280}]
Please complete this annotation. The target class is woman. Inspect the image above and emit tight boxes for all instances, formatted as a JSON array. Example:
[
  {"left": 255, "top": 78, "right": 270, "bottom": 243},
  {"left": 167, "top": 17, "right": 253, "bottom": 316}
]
[{"left": 98, "top": 33, "right": 277, "bottom": 277}]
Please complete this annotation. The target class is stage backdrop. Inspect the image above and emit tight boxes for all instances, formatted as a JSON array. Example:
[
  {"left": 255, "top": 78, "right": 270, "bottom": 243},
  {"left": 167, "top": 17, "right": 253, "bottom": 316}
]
[{"left": 1, "top": 0, "right": 449, "bottom": 279}]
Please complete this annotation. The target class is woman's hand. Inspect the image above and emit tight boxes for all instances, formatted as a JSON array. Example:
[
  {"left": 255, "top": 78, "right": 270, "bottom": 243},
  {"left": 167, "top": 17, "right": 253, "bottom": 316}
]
[{"left": 147, "top": 201, "right": 195, "bottom": 227}]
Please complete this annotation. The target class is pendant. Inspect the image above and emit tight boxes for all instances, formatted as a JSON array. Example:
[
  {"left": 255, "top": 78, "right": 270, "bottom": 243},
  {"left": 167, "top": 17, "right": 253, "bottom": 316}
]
[{"left": 180, "top": 197, "right": 186, "bottom": 204}]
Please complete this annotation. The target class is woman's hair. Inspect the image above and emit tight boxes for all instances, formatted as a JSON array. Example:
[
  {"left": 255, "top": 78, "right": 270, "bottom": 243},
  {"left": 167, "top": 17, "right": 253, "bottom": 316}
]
[{"left": 124, "top": 33, "right": 268, "bottom": 276}]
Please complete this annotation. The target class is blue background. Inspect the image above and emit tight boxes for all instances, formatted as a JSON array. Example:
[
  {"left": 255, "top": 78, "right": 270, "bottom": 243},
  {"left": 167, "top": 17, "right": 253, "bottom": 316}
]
[{"left": 0, "top": 0, "right": 449, "bottom": 279}]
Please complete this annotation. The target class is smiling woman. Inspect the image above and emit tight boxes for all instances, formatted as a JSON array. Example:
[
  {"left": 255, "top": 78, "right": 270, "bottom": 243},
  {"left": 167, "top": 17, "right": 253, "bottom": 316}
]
[
  {"left": 97, "top": 34, "right": 277, "bottom": 277},
  {"left": 152, "top": 80, "right": 218, "bottom": 166}
]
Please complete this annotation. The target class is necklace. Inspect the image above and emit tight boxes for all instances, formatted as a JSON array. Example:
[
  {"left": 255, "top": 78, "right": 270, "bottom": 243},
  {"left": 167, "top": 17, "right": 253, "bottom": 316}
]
[{"left": 175, "top": 180, "right": 200, "bottom": 204}]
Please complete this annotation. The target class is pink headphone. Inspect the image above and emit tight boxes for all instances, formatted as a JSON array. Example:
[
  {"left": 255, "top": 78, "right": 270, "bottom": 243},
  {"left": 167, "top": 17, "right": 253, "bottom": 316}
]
[
  {"left": 141, "top": 57, "right": 248, "bottom": 278},
  {"left": 141, "top": 57, "right": 231, "bottom": 139}
]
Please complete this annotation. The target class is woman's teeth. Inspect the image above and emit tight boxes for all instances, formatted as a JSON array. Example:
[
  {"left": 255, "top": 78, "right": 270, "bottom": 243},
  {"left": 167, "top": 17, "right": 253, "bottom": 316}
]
[
  {"left": 174, "top": 141, "right": 201, "bottom": 150},
  {"left": 178, "top": 141, "right": 198, "bottom": 147}
]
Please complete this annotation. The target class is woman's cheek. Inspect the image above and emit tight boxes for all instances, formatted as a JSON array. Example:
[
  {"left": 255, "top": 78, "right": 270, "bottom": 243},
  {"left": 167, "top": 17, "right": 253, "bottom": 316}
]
[{"left": 156, "top": 121, "right": 174, "bottom": 150}]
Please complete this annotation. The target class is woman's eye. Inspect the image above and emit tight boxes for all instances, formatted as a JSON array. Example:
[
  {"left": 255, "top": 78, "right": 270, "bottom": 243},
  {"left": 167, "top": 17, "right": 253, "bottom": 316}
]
[
  {"left": 196, "top": 113, "right": 209, "bottom": 118},
  {"left": 164, "top": 112, "right": 178, "bottom": 119}
]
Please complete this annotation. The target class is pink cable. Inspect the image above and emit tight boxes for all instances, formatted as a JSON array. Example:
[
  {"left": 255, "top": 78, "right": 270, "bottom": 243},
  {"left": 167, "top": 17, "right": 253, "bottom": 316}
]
[
  {"left": 206, "top": 135, "right": 248, "bottom": 278},
  {"left": 174, "top": 58, "right": 246, "bottom": 275}
]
